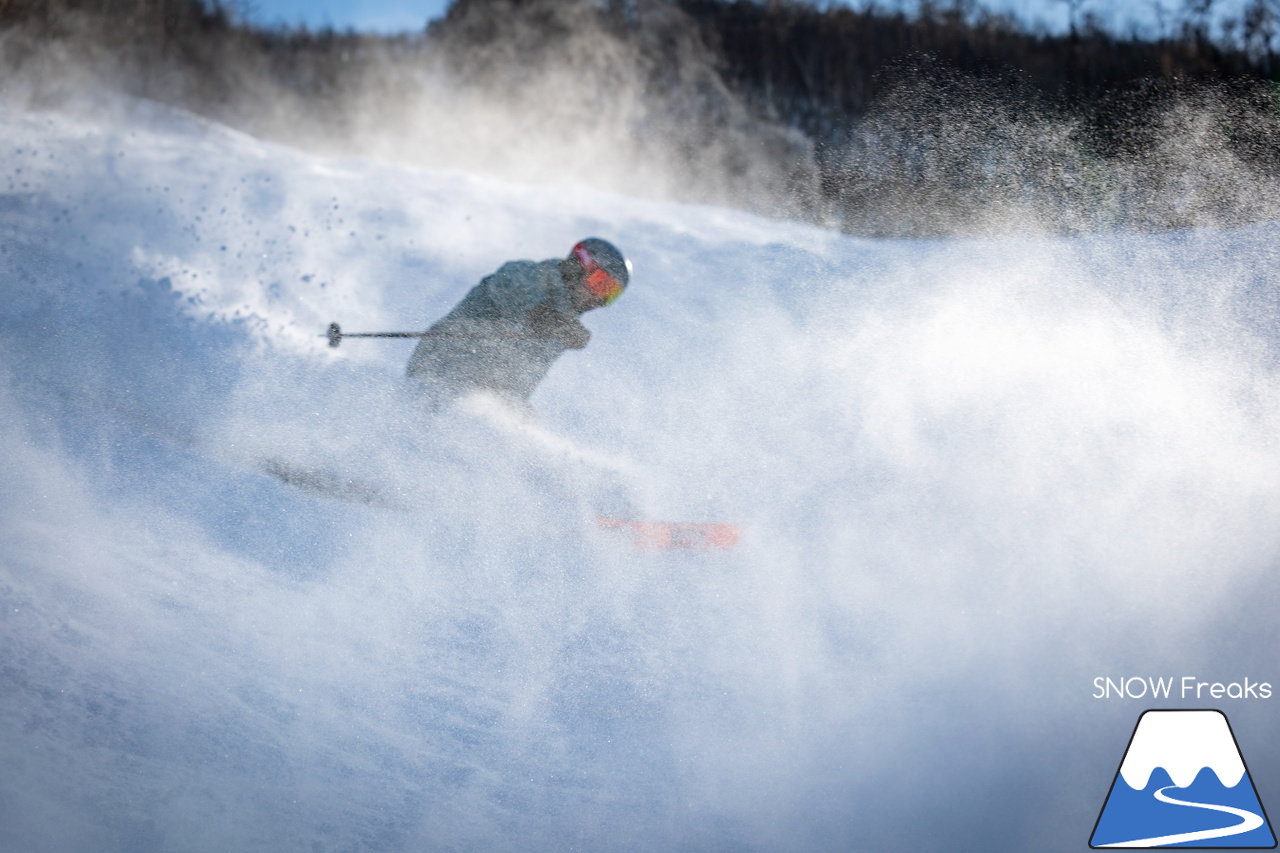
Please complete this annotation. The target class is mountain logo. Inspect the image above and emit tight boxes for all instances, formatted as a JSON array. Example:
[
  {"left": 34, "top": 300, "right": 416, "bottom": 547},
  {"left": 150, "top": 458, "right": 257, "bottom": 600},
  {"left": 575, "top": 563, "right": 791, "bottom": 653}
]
[{"left": 1091, "top": 710, "right": 1276, "bottom": 848}]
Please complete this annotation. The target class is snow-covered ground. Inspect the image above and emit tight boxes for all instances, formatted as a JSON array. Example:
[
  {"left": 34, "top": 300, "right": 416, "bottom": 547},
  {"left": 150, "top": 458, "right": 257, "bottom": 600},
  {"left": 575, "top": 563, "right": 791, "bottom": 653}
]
[{"left": 3, "top": 100, "right": 1280, "bottom": 852}]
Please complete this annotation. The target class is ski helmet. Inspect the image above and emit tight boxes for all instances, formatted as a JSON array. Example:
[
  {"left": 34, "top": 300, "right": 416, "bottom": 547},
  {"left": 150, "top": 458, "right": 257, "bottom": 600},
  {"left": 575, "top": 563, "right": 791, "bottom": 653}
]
[{"left": 570, "top": 238, "right": 631, "bottom": 307}]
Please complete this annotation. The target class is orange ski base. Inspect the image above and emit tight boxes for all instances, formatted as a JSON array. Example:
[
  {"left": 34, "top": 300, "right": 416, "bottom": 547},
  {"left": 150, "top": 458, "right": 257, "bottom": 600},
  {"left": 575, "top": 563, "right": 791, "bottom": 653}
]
[{"left": 595, "top": 518, "right": 741, "bottom": 550}]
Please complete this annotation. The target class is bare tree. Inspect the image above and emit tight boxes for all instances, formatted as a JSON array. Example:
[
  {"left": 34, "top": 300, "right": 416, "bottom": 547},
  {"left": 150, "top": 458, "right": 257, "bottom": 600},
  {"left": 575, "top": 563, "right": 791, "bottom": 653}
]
[
  {"left": 1241, "top": 0, "right": 1279, "bottom": 70},
  {"left": 1148, "top": 0, "right": 1172, "bottom": 39},
  {"left": 1182, "top": 0, "right": 1217, "bottom": 44},
  {"left": 1050, "top": 0, "right": 1089, "bottom": 38}
]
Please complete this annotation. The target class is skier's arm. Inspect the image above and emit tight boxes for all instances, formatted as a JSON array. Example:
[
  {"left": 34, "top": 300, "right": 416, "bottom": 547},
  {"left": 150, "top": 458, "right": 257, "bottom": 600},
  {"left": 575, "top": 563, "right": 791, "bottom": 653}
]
[{"left": 526, "top": 301, "right": 590, "bottom": 349}]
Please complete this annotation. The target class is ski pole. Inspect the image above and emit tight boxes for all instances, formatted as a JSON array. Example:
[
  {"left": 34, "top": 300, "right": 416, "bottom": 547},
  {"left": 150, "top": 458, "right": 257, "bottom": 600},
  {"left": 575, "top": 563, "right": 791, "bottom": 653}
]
[
  {"left": 326, "top": 322, "right": 427, "bottom": 347},
  {"left": 324, "top": 322, "right": 535, "bottom": 347}
]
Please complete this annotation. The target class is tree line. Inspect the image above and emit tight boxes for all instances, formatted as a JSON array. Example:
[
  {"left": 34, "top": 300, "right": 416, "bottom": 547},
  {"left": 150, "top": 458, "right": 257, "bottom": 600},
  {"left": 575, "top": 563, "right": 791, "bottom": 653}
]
[{"left": 3, "top": 0, "right": 1280, "bottom": 235}]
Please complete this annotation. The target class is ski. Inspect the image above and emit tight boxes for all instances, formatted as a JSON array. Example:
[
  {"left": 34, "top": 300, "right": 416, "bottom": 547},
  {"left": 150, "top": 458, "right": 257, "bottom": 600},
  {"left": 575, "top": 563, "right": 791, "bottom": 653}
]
[
  {"left": 595, "top": 518, "right": 742, "bottom": 550},
  {"left": 262, "top": 458, "right": 742, "bottom": 551},
  {"left": 261, "top": 457, "right": 405, "bottom": 509}
]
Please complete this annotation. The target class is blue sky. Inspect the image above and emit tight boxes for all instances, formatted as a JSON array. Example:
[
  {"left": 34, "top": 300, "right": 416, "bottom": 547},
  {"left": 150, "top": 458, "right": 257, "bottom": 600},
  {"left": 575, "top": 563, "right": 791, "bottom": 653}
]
[
  {"left": 240, "top": 0, "right": 448, "bottom": 31},
  {"left": 238, "top": 1, "right": 1246, "bottom": 39}
]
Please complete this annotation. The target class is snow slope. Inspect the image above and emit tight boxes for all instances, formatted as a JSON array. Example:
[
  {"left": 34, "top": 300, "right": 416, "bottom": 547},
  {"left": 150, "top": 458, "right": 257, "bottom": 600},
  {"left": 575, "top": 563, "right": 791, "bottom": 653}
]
[{"left": 3, "top": 101, "right": 1280, "bottom": 853}]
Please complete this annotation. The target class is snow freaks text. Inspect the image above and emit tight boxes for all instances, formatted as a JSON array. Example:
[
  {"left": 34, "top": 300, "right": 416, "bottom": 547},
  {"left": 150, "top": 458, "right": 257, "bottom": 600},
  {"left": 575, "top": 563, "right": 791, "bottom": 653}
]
[{"left": 1093, "top": 677, "right": 1273, "bottom": 700}]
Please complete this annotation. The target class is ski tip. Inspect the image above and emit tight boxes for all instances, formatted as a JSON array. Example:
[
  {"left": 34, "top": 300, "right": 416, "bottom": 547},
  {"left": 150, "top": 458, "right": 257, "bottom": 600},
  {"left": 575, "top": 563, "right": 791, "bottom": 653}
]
[
  {"left": 262, "top": 456, "right": 398, "bottom": 509},
  {"left": 595, "top": 518, "right": 742, "bottom": 551}
]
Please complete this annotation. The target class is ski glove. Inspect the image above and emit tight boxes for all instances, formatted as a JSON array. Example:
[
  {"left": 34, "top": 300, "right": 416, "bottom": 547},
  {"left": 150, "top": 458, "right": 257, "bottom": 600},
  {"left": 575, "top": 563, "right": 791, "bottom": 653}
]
[{"left": 526, "top": 302, "right": 591, "bottom": 349}]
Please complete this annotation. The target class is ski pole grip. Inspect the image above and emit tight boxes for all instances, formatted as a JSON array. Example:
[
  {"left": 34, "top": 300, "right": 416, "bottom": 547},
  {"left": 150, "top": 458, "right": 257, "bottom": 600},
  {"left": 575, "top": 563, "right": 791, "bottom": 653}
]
[{"left": 327, "top": 322, "right": 342, "bottom": 348}]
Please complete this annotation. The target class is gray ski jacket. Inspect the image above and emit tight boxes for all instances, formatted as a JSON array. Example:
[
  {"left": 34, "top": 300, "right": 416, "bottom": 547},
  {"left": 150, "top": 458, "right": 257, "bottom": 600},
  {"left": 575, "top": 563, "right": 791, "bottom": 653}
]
[{"left": 405, "top": 259, "right": 591, "bottom": 405}]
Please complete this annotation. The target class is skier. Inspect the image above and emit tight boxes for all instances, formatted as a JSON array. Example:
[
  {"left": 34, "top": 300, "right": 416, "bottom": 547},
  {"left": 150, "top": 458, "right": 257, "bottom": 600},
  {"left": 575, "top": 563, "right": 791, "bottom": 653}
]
[
  {"left": 406, "top": 238, "right": 631, "bottom": 411},
  {"left": 307, "top": 240, "right": 737, "bottom": 547}
]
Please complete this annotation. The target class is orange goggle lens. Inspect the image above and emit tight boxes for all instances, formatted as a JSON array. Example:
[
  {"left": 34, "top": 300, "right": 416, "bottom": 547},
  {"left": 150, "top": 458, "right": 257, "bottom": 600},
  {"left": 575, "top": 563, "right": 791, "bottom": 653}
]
[{"left": 584, "top": 267, "right": 624, "bottom": 306}]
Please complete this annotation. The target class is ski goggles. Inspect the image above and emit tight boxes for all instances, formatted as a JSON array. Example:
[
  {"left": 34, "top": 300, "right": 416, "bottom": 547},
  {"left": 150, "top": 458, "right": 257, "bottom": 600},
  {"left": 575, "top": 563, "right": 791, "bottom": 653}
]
[{"left": 574, "top": 242, "right": 626, "bottom": 306}]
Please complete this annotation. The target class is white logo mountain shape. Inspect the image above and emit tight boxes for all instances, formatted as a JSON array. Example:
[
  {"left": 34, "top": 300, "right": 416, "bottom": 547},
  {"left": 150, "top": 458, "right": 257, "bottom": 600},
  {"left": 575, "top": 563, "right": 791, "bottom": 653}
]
[{"left": 1119, "top": 711, "right": 1246, "bottom": 790}]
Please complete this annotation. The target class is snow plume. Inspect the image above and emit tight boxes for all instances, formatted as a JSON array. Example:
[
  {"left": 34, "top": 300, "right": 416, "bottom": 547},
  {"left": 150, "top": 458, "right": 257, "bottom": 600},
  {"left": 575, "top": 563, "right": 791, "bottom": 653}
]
[
  {"left": 340, "top": 0, "right": 817, "bottom": 218},
  {"left": 830, "top": 67, "right": 1280, "bottom": 236},
  {"left": 5, "top": 93, "right": 1280, "bottom": 853},
  {"left": 0, "top": 0, "right": 817, "bottom": 223}
]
